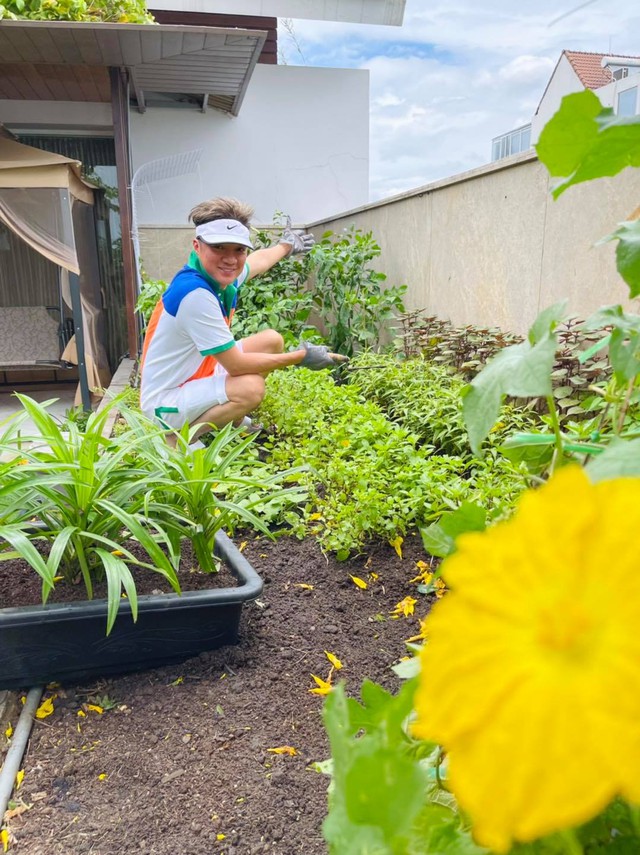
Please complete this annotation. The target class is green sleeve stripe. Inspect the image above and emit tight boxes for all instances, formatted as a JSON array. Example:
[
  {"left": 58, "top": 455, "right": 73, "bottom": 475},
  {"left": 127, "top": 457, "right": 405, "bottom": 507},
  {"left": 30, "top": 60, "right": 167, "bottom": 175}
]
[{"left": 200, "top": 340, "right": 236, "bottom": 356}]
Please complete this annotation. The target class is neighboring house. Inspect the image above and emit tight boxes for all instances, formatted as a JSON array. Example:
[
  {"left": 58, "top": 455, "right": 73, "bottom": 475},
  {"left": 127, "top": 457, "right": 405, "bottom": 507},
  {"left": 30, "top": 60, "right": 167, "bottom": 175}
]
[
  {"left": 492, "top": 49, "right": 640, "bottom": 162},
  {"left": 0, "top": 1, "right": 406, "bottom": 378}
]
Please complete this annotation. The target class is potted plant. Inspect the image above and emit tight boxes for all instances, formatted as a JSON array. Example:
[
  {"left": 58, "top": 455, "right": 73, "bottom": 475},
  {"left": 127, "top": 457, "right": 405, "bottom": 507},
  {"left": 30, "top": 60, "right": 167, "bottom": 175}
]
[{"left": 0, "top": 395, "right": 298, "bottom": 689}]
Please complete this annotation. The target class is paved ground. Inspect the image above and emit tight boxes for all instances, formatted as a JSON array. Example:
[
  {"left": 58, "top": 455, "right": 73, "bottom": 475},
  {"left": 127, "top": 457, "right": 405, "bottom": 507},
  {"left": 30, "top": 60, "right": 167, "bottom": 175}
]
[{"left": 0, "top": 387, "right": 77, "bottom": 437}]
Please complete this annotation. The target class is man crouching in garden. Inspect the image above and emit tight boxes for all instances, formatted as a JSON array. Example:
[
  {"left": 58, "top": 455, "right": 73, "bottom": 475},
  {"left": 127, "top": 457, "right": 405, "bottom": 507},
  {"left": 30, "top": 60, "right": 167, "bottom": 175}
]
[{"left": 140, "top": 197, "right": 339, "bottom": 447}]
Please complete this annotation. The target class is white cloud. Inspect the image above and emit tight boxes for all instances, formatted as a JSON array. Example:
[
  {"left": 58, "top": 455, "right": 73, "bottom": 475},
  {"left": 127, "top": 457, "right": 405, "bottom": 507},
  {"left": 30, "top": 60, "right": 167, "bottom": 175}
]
[{"left": 280, "top": 0, "right": 640, "bottom": 200}]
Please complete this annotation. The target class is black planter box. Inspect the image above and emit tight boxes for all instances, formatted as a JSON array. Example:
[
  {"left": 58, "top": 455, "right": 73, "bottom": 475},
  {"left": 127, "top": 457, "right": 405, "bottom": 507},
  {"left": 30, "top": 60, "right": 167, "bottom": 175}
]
[{"left": 0, "top": 532, "right": 263, "bottom": 690}]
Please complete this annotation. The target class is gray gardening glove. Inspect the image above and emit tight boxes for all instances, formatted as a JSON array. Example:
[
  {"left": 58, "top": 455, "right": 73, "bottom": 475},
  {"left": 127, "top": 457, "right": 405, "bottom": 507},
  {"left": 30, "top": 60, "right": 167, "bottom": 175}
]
[
  {"left": 297, "top": 340, "right": 336, "bottom": 370},
  {"left": 278, "top": 216, "right": 315, "bottom": 257}
]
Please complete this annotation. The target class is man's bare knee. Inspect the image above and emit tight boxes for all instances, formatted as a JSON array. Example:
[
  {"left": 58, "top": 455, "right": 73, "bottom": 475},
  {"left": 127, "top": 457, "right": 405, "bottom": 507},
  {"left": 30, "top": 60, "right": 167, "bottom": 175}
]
[{"left": 227, "top": 374, "right": 265, "bottom": 410}]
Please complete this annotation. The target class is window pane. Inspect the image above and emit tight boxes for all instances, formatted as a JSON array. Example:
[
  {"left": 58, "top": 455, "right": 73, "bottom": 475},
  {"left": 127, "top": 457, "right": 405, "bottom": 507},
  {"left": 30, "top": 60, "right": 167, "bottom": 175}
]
[{"left": 617, "top": 87, "right": 637, "bottom": 117}]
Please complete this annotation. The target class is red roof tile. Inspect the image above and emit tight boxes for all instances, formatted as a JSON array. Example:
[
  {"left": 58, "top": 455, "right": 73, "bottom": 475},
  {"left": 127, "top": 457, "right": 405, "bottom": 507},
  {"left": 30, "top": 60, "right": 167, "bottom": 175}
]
[{"left": 564, "top": 50, "right": 640, "bottom": 89}]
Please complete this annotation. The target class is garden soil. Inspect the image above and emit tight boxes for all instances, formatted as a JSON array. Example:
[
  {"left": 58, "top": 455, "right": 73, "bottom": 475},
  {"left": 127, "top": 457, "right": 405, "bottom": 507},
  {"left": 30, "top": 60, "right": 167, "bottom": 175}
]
[{"left": 2, "top": 533, "right": 437, "bottom": 855}]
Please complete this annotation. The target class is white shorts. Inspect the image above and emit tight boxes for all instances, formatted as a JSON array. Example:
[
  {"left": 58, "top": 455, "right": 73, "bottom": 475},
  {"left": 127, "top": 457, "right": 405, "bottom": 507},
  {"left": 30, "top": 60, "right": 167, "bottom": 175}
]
[{"left": 150, "top": 343, "right": 243, "bottom": 431}]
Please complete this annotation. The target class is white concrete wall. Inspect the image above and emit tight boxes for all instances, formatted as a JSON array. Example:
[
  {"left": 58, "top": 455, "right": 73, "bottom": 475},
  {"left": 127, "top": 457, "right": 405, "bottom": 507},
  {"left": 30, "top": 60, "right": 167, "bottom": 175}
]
[
  {"left": 130, "top": 64, "right": 369, "bottom": 225},
  {"left": 299, "top": 151, "right": 640, "bottom": 336},
  {"left": 598, "top": 71, "right": 640, "bottom": 113},
  {"left": 531, "top": 55, "right": 582, "bottom": 143}
]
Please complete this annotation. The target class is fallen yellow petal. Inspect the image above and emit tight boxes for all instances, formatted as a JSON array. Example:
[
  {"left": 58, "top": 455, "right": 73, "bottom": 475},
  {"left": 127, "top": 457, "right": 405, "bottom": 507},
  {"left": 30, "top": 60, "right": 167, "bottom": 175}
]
[
  {"left": 324, "top": 651, "right": 343, "bottom": 671},
  {"left": 35, "top": 697, "right": 55, "bottom": 719},
  {"left": 390, "top": 596, "right": 417, "bottom": 618},
  {"left": 216, "top": 834, "right": 226, "bottom": 841},
  {"left": 267, "top": 746, "right": 298, "bottom": 756},
  {"left": 77, "top": 710, "right": 86, "bottom": 718},
  {"left": 110, "top": 550, "right": 124, "bottom": 556},
  {"left": 389, "top": 536, "right": 404, "bottom": 559},
  {"left": 1, "top": 828, "right": 8, "bottom": 853},
  {"left": 309, "top": 673, "right": 333, "bottom": 696},
  {"left": 294, "top": 583, "right": 314, "bottom": 590},
  {"left": 15, "top": 770, "right": 24, "bottom": 789},
  {"left": 239, "top": 541, "right": 248, "bottom": 552},
  {"left": 4, "top": 725, "right": 12, "bottom": 739},
  {"left": 308, "top": 512, "right": 323, "bottom": 521},
  {"left": 98, "top": 773, "right": 107, "bottom": 781},
  {"left": 86, "top": 704, "right": 104, "bottom": 714},
  {"left": 349, "top": 575, "right": 368, "bottom": 590}
]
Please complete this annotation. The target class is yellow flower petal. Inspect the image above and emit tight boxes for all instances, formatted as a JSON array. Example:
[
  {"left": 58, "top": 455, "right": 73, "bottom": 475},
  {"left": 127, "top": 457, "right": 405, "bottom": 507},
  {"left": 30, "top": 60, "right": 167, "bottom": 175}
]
[
  {"left": 390, "top": 596, "right": 417, "bottom": 618},
  {"left": 349, "top": 575, "right": 367, "bottom": 590},
  {"left": 35, "top": 696, "right": 55, "bottom": 719},
  {"left": 294, "top": 583, "right": 314, "bottom": 590},
  {"left": 4, "top": 725, "right": 12, "bottom": 739},
  {"left": 267, "top": 746, "right": 298, "bottom": 756},
  {"left": 86, "top": 704, "right": 103, "bottom": 714},
  {"left": 309, "top": 673, "right": 333, "bottom": 696},
  {"left": 413, "top": 466, "right": 640, "bottom": 851},
  {"left": 15, "top": 769, "right": 24, "bottom": 789},
  {"left": 324, "top": 651, "right": 343, "bottom": 670},
  {"left": 389, "top": 536, "right": 403, "bottom": 559},
  {"left": 1, "top": 828, "right": 8, "bottom": 853}
]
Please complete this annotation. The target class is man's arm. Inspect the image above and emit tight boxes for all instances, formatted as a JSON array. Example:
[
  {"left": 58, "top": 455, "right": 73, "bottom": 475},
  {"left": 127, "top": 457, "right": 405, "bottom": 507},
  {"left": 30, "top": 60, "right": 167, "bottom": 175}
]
[
  {"left": 215, "top": 341, "right": 341, "bottom": 376},
  {"left": 246, "top": 220, "right": 315, "bottom": 280},
  {"left": 215, "top": 342, "right": 305, "bottom": 376},
  {"left": 245, "top": 243, "right": 290, "bottom": 280}
]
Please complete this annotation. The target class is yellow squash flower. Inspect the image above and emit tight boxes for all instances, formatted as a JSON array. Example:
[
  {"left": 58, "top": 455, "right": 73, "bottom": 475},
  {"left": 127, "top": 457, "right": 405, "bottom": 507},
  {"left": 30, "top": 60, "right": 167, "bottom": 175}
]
[{"left": 413, "top": 465, "right": 640, "bottom": 852}]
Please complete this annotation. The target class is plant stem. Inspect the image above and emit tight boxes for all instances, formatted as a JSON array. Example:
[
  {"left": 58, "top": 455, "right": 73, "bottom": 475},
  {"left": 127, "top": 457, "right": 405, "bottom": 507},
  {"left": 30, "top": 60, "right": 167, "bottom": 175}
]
[
  {"left": 629, "top": 803, "right": 640, "bottom": 836},
  {"left": 616, "top": 377, "right": 636, "bottom": 434},
  {"left": 545, "top": 394, "right": 564, "bottom": 475},
  {"left": 559, "top": 828, "right": 584, "bottom": 854}
]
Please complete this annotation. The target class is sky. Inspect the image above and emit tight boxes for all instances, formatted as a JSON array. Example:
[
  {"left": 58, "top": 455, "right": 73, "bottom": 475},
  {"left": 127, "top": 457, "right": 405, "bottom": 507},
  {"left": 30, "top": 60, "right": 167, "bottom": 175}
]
[{"left": 278, "top": 0, "right": 640, "bottom": 202}]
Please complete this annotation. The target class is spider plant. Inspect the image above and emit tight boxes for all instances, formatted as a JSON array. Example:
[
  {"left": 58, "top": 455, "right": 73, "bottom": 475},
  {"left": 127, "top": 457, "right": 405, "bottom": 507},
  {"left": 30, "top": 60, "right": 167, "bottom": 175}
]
[
  {"left": 0, "top": 395, "right": 180, "bottom": 634},
  {"left": 121, "top": 410, "right": 306, "bottom": 574}
]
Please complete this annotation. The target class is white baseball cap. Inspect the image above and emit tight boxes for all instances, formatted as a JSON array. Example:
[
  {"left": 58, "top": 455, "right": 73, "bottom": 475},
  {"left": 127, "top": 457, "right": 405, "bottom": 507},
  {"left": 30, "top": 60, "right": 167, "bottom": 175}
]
[{"left": 195, "top": 219, "right": 253, "bottom": 249}]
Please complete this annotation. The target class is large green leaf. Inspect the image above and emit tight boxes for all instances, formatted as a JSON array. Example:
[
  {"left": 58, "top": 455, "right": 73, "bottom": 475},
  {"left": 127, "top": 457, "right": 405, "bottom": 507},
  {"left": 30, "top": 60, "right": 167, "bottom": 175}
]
[
  {"left": 598, "top": 219, "right": 640, "bottom": 298},
  {"left": 536, "top": 90, "right": 640, "bottom": 198},
  {"left": 586, "top": 437, "right": 640, "bottom": 482},
  {"left": 463, "top": 334, "right": 557, "bottom": 455}
]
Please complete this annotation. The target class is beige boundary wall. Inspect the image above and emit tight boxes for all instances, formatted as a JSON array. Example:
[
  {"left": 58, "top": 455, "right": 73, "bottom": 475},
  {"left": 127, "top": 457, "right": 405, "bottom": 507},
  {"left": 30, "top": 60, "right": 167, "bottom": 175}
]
[{"left": 139, "top": 151, "right": 640, "bottom": 336}]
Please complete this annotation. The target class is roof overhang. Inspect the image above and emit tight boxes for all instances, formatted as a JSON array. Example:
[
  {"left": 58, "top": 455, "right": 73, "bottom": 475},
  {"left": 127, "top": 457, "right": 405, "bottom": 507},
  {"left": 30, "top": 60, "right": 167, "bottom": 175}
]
[
  {"left": 0, "top": 21, "right": 267, "bottom": 115},
  {"left": 148, "top": 0, "right": 406, "bottom": 26}
]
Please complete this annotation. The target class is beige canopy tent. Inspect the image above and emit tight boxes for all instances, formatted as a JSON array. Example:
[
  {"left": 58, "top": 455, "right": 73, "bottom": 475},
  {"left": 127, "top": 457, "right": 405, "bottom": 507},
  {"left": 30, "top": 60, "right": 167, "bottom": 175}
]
[{"left": 0, "top": 137, "right": 111, "bottom": 409}]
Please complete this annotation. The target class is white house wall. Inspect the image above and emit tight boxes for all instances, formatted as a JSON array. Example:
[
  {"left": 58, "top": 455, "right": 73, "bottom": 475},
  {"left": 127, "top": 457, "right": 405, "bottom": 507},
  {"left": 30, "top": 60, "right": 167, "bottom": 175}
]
[
  {"left": 130, "top": 64, "right": 369, "bottom": 226},
  {"left": 597, "top": 72, "right": 640, "bottom": 113},
  {"left": 531, "top": 55, "right": 582, "bottom": 143}
]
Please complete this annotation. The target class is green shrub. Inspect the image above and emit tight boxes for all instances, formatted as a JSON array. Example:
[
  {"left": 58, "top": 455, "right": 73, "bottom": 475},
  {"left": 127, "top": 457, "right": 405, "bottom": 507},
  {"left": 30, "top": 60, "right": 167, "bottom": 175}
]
[{"left": 258, "top": 369, "right": 526, "bottom": 557}]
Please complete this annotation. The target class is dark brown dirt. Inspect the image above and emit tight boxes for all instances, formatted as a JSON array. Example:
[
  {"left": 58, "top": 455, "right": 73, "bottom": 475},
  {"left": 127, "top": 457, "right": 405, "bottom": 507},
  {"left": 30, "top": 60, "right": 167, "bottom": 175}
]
[{"left": 2, "top": 532, "right": 438, "bottom": 855}]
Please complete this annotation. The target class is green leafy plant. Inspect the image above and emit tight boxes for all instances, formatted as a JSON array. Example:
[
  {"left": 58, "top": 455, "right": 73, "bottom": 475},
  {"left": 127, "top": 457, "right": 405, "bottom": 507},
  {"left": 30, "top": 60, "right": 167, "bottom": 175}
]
[
  {"left": 234, "top": 221, "right": 317, "bottom": 349},
  {"left": 310, "top": 227, "right": 407, "bottom": 357},
  {"left": 0, "top": 395, "right": 179, "bottom": 634},
  {"left": 344, "top": 351, "right": 538, "bottom": 457},
  {"left": 0, "top": 0, "right": 154, "bottom": 22},
  {"left": 258, "top": 369, "right": 526, "bottom": 557},
  {"left": 323, "top": 679, "right": 483, "bottom": 854},
  {"left": 136, "top": 276, "right": 168, "bottom": 327},
  {"left": 121, "top": 412, "right": 306, "bottom": 573}
]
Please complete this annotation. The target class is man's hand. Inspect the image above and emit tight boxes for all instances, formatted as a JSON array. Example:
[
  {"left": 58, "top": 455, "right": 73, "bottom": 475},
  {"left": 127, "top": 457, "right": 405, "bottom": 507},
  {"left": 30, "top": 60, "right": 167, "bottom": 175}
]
[
  {"left": 278, "top": 216, "right": 315, "bottom": 257},
  {"left": 298, "top": 340, "right": 337, "bottom": 370}
]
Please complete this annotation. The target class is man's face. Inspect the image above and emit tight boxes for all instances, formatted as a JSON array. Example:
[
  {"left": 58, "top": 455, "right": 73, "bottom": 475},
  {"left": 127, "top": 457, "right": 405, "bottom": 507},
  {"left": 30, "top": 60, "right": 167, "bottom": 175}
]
[{"left": 193, "top": 239, "right": 248, "bottom": 288}]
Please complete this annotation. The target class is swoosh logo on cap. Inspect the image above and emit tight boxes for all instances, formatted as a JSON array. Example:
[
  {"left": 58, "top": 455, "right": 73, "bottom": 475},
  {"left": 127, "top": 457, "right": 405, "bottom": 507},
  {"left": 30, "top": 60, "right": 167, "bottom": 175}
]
[{"left": 226, "top": 225, "right": 237, "bottom": 230}]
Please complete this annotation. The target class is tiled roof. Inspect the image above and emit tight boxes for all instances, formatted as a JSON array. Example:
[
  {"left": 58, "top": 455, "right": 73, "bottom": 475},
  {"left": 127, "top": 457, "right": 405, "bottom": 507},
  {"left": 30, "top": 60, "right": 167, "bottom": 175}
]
[{"left": 564, "top": 50, "right": 640, "bottom": 89}]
